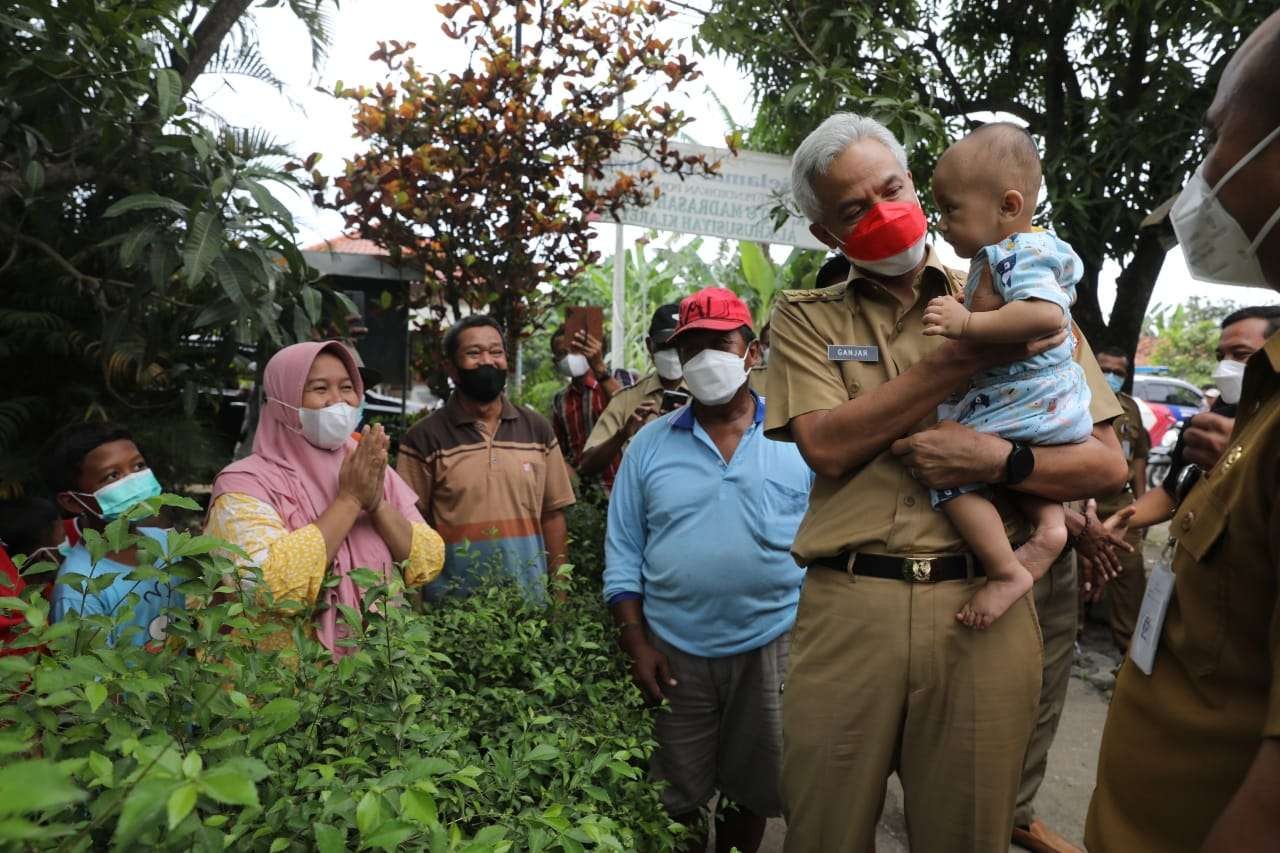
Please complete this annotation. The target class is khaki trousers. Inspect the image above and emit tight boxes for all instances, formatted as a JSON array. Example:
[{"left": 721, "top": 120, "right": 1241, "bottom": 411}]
[
  {"left": 781, "top": 568, "right": 1042, "bottom": 853},
  {"left": 1104, "top": 529, "right": 1145, "bottom": 651},
  {"left": 1014, "top": 549, "right": 1078, "bottom": 827}
]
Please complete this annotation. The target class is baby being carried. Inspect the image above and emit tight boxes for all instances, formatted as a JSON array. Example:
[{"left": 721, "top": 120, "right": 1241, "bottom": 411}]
[{"left": 923, "top": 122, "right": 1092, "bottom": 629}]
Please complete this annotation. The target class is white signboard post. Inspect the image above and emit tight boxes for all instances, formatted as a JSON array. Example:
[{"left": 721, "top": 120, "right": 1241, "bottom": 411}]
[{"left": 600, "top": 141, "right": 825, "bottom": 366}]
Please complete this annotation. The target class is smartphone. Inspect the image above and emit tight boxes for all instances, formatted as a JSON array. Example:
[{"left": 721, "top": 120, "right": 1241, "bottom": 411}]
[
  {"left": 564, "top": 305, "right": 604, "bottom": 346},
  {"left": 660, "top": 389, "right": 691, "bottom": 413}
]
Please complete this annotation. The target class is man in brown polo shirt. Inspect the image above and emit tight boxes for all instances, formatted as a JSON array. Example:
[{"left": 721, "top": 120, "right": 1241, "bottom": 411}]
[
  {"left": 769, "top": 113, "right": 1127, "bottom": 851},
  {"left": 1087, "top": 12, "right": 1280, "bottom": 850},
  {"left": 397, "top": 315, "right": 575, "bottom": 599}
]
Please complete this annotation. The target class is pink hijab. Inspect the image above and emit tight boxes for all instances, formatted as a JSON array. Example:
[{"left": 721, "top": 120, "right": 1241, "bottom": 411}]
[{"left": 212, "top": 341, "right": 425, "bottom": 657}]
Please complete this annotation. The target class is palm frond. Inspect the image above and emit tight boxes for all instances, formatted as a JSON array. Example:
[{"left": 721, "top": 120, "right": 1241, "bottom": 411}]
[
  {"left": 286, "top": 0, "right": 337, "bottom": 69},
  {"left": 218, "top": 125, "right": 292, "bottom": 163},
  {"left": 207, "top": 31, "right": 286, "bottom": 93}
]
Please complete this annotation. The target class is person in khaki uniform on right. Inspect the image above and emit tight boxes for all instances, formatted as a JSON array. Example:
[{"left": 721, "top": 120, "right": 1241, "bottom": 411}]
[
  {"left": 1090, "top": 346, "right": 1150, "bottom": 651},
  {"left": 770, "top": 113, "right": 1128, "bottom": 852},
  {"left": 1087, "top": 11, "right": 1280, "bottom": 850}
]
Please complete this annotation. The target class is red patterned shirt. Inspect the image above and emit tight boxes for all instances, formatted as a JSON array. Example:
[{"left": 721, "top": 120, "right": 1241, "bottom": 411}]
[{"left": 552, "top": 373, "right": 624, "bottom": 488}]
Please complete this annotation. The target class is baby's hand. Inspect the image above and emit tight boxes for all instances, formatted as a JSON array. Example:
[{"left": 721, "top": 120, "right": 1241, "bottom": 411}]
[{"left": 923, "top": 295, "right": 970, "bottom": 339}]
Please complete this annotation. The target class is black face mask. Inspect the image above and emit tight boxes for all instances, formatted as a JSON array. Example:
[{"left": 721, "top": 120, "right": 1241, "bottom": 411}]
[{"left": 455, "top": 364, "right": 507, "bottom": 402}]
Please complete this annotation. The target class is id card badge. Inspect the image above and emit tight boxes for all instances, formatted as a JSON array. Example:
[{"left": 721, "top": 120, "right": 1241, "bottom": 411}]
[{"left": 1130, "top": 543, "right": 1176, "bottom": 675}]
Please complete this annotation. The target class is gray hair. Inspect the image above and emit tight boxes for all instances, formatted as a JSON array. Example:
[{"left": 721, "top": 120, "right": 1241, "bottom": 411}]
[{"left": 790, "top": 113, "right": 909, "bottom": 223}]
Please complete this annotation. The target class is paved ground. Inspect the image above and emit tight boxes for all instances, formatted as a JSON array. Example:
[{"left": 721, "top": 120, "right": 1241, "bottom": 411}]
[{"left": 734, "top": 527, "right": 1171, "bottom": 852}]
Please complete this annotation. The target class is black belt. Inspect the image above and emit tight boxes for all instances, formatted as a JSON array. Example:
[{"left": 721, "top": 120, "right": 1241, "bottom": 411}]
[{"left": 811, "top": 552, "right": 985, "bottom": 583}]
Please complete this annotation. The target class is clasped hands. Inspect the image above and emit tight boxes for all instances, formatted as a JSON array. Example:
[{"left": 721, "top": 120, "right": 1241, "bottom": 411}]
[{"left": 338, "top": 424, "right": 391, "bottom": 513}]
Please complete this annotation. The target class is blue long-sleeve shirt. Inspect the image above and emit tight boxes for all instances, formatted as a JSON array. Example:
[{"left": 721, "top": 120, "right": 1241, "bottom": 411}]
[{"left": 603, "top": 393, "right": 811, "bottom": 658}]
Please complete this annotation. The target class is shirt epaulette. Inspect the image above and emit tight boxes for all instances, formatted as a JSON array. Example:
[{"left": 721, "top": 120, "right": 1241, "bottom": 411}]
[{"left": 780, "top": 282, "right": 848, "bottom": 303}]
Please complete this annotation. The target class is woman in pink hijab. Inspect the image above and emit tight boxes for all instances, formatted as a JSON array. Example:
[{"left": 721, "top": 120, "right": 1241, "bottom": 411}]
[{"left": 206, "top": 341, "right": 444, "bottom": 657}]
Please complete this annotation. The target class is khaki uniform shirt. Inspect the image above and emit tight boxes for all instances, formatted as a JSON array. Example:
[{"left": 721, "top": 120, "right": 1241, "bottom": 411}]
[
  {"left": 749, "top": 366, "right": 769, "bottom": 396},
  {"left": 1096, "top": 391, "right": 1151, "bottom": 518},
  {"left": 582, "top": 372, "right": 687, "bottom": 457},
  {"left": 764, "top": 247, "right": 1123, "bottom": 564},
  {"left": 1087, "top": 332, "right": 1280, "bottom": 850}
]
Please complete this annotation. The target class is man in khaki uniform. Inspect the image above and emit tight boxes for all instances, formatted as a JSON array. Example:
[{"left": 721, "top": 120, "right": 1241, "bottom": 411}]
[
  {"left": 770, "top": 113, "right": 1128, "bottom": 852},
  {"left": 578, "top": 304, "right": 687, "bottom": 482},
  {"left": 1092, "top": 347, "right": 1150, "bottom": 651},
  {"left": 1087, "top": 13, "right": 1280, "bottom": 850}
]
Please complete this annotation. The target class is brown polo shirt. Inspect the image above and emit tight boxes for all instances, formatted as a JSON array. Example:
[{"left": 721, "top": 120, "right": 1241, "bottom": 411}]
[
  {"left": 764, "top": 246, "right": 1122, "bottom": 564},
  {"left": 396, "top": 394, "right": 575, "bottom": 595},
  {"left": 1096, "top": 391, "right": 1150, "bottom": 518},
  {"left": 582, "top": 372, "right": 687, "bottom": 458},
  {"left": 1086, "top": 332, "right": 1280, "bottom": 852}
]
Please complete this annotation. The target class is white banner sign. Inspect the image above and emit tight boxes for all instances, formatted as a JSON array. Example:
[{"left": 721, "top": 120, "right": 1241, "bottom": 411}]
[{"left": 600, "top": 141, "right": 827, "bottom": 250}]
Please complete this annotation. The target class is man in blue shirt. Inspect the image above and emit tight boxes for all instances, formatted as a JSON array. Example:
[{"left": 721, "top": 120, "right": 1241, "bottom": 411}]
[
  {"left": 604, "top": 287, "right": 810, "bottom": 853},
  {"left": 45, "top": 422, "right": 182, "bottom": 649}
]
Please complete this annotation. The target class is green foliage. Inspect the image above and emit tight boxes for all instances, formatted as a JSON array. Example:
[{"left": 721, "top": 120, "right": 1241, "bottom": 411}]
[
  {"left": 1143, "top": 297, "right": 1239, "bottom": 387},
  {"left": 0, "top": 496, "right": 680, "bottom": 850},
  {"left": 0, "top": 1, "right": 345, "bottom": 490},
  {"left": 697, "top": 1, "right": 1277, "bottom": 350}
]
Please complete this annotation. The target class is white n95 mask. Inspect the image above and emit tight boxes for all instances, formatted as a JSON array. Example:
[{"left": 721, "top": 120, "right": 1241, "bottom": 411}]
[
  {"left": 1171, "top": 124, "right": 1280, "bottom": 288},
  {"left": 556, "top": 353, "right": 590, "bottom": 378},
  {"left": 652, "top": 348, "right": 684, "bottom": 381},
  {"left": 1211, "top": 358, "right": 1247, "bottom": 405},
  {"left": 277, "top": 400, "right": 361, "bottom": 450},
  {"left": 682, "top": 349, "right": 747, "bottom": 405}
]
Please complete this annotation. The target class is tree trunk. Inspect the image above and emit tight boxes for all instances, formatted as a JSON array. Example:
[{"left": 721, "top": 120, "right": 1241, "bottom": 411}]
[
  {"left": 1072, "top": 260, "right": 1105, "bottom": 347},
  {"left": 1106, "top": 227, "right": 1168, "bottom": 360},
  {"left": 174, "top": 0, "right": 256, "bottom": 93}
]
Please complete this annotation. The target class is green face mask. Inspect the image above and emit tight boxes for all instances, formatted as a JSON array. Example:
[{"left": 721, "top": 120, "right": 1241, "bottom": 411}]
[{"left": 71, "top": 469, "right": 163, "bottom": 520}]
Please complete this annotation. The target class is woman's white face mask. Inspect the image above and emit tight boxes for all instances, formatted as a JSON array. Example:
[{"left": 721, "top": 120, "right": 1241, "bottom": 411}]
[{"left": 276, "top": 400, "right": 361, "bottom": 450}]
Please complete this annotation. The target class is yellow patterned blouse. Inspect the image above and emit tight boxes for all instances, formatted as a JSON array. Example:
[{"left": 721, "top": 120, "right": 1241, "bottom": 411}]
[{"left": 205, "top": 492, "right": 445, "bottom": 609}]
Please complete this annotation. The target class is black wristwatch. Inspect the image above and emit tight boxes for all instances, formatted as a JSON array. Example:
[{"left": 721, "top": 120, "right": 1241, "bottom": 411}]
[
  {"left": 593, "top": 367, "right": 612, "bottom": 382},
  {"left": 1005, "top": 441, "right": 1035, "bottom": 485}
]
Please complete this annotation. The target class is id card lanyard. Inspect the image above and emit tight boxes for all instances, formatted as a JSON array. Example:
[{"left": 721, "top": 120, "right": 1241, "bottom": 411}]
[{"left": 1129, "top": 538, "right": 1177, "bottom": 675}]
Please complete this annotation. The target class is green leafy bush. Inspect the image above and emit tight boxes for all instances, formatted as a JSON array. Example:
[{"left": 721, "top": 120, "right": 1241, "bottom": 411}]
[{"left": 0, "top": 497, "right": 679, "bottom": 851}]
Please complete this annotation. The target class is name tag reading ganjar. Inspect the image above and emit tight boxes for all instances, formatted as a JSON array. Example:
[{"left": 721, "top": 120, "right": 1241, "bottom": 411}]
[{"left": 827, "top": 345, "right": 879, "bottom": 362}]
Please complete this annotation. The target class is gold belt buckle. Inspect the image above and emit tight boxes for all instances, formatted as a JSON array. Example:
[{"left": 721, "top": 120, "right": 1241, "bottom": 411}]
[{"left": 905, "top": 557, "right": 934, "bottom": 582}]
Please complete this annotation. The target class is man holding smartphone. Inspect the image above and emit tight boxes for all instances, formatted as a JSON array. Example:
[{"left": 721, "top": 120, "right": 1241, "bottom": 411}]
[
  {"left": 578, "top": 304, "right": 689, "bottom": 489},
  {"left": 549, "top": 311, "right": 626, "bottom": 487}
]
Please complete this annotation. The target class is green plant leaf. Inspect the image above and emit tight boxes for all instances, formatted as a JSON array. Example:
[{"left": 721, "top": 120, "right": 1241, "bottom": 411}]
[
  {"left": 400, "top": 789, "right": 438, "bottom": 826},
  {"left": 183, "top": 210, "right": 223, "bottom": 286},
  {"left": 201, "top": 768, "right": 259, "bottom": 807},
  {"left": 155, "top": 68, "right": 181, "bottom": 119},
  {"left": 356, "top": 790, "right": 384, "bottom": 838},
  {"left": 167, "top": 783, "right": 198, "bottom": 829},
  {"left": 103, "top": 193, "right": 189, "bottom": 218},
  {"left": 83, "top": 681, "right": 107, "bottom": 712},
  {"left": 0, "top": 761, "right": 85, "bottom": 816},
  {"left": 112, "top": 778, "right": 170, "bottom": 849},
  {"left": 314, "top": 823, "right": 346, "bottom": 853}
]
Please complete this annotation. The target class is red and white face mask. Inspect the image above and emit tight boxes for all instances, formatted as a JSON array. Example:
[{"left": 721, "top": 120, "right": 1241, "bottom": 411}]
[{"left": 827, "top": 200, "right": 928, "bottom": 277}]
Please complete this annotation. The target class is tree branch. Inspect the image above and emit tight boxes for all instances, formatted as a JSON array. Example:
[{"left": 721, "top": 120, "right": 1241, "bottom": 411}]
[
  {"left": 0, "top": 223, "right": 196, "bottom": 309},
  {"left": 172, "top": 0, "right": 256, "bottom": 93}
]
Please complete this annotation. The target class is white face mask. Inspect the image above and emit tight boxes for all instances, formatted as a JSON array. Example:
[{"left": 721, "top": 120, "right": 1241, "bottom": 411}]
[
  {"left": 556, "top": 353, "right": 590, "bottom": 378},
  {"left": 652, "top": 347, "right": 684, "bottom": 381},
  {"left": 682, "top": 349, "right": 748, "bottom": 405},
  {"left": 277, "top": 400, "right": 362, "bottom": 450},
  {"left": 1211, "top": 358, "right": 1247, "bottom": 405},
  {"left": 1171, "top": 124, "right": 1280, "bottom": 288}
]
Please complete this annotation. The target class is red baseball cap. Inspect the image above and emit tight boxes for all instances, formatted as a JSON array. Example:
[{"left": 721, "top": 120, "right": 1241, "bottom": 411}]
[{"left": 671, "top": 287, "right": 753, "bottom": 340}]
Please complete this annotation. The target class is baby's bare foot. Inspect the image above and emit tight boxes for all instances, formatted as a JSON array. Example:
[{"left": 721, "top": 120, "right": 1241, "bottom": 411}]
[
  {"left": 1014, "top": 521, "right": 1068, "bottom": 580},
  {"left": 957, "top": 566, "right": 1034, "bottom": 630}
]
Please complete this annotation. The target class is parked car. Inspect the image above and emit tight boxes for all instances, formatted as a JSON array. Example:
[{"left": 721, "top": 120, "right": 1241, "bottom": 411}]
[{"left": 1132, "top": 375, "right": 1205, "bottom": 447}]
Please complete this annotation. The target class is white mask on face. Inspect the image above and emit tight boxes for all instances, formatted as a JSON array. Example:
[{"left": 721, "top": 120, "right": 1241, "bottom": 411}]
[
  {"left": 1211, "top": 358, "right": 1247, "bottom": 405},
  {"left": 682, "top": 349, "right": 748, "bottom": 405},
  {"left": 1171, "top": 124, "right": 1280, "bottom": 288},
  {"left": 276, "top": 400, "right": 361, "bottom": 450},
  {"left": 652, "top": 347, "right": 684, "bottom": 381},
  {"left": 556, "top": 353, "right": 590, "bottom": 378}
]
